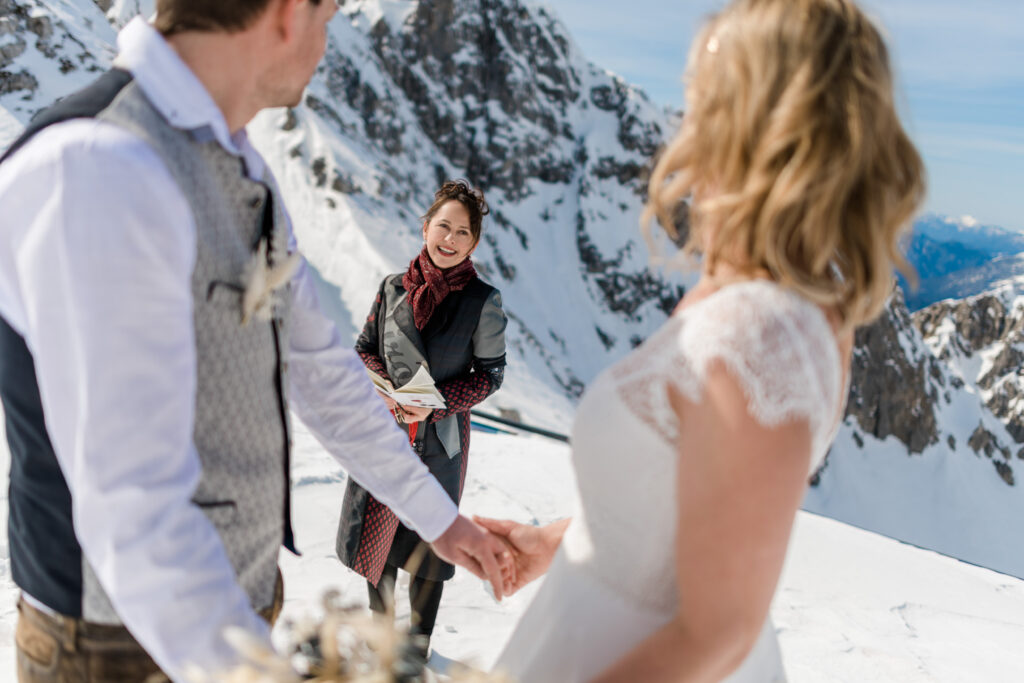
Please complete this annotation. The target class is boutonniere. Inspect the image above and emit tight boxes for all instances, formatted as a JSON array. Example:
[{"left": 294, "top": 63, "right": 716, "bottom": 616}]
[{"left": 241, "top": 238, "right": 301, "bottom": 325}]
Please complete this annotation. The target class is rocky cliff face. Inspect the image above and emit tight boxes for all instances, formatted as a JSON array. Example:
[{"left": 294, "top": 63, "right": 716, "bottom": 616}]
[
  {"left": 915, "top": 280, "right": 1024, "bottom": 465},
  {"left": 844, "top": 289, "right": 941, "bottom": 455},
  {"left": 321, "top": 0, "right": 685, "bottom": 318},
  {"left": 805, "top": 283, "right": 1024, "bottom": 578},
  {"left": 248, "top": 0, "right": 691, "bottom": 417},
  {"left": 814, "top": 284, "right": 1022, "bottom": 490},
  {"left": 0, "top": 0, "right": 113, "bottom": 121},
  {"left": 3, "top": 0, "right": 690, "bottom": 423}
]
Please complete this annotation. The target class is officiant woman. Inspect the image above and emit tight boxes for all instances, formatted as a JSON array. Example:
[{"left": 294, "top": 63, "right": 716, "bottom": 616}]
[{"left": 336, "top": 180, "right": 508, "bottom": 656}]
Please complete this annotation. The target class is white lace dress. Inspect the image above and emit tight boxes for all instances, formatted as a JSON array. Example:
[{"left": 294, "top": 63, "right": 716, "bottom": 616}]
[{"left": 494, "top": 281, "right": 845, "bottom": 682}]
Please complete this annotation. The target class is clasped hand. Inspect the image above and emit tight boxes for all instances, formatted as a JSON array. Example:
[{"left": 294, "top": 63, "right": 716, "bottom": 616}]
[
  {"left": 431, "top": 516, "right": 558, "bottom": 600},
  {"left": 429, "top": 513, "right": 568, "bottom": 599},
  {"left": 430, "top": 515, "right": 517, "bottom": 600},
  {"left": 473, "top": 517, "right": 569, "bottom": 595}
]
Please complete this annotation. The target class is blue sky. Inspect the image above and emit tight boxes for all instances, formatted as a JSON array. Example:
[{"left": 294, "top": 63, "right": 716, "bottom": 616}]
[{"left": 542, "top": 0, "right": 1024, "bottom": 231}]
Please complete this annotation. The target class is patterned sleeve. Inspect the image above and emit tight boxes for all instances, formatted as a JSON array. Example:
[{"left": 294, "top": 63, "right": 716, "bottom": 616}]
[
  {"left": 357, "top": 351, "right": 389, "bottom": 380},
  {"left": 355, "top": 277, "right": 390, "bottom": 383},
  {"left": 430, "top": 289, "right": 507, "bottom": 422}
]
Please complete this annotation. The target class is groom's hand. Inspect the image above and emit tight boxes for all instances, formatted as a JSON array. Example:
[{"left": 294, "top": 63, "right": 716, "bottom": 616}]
[
  {"left": 474, "top": 517, "right": 569, "bottom": 594},
  {"left": 431, "top": 515, "right": 514, "bottom": 600}
]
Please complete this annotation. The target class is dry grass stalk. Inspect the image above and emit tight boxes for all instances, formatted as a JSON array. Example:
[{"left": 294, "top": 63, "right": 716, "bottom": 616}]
[{"left": 195, "top": 590, "right": 515, "bottom": 683}]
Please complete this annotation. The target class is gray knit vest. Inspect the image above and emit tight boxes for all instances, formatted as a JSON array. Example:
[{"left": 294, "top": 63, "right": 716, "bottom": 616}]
[{"left": 81, "top": 82, "right": 293, "bottom": 624}]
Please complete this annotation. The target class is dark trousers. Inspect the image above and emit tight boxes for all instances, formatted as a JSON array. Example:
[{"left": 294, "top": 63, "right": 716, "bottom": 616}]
[
  {"left": 367, "top": 563, "right": 444, "bottom": 640},
  {"left": 15, "top": 570, "right": 284, "bottom": 683}
]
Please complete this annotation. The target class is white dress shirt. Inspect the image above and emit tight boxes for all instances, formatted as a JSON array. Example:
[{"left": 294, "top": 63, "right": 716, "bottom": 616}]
[{"left": 0, "top": 17, "right": 457, "bottom": 682}]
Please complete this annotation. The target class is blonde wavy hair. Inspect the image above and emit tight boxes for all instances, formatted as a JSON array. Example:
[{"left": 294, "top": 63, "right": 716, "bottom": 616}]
[{"left": 644, "top": 0, "right": 925, "bottom": 328}]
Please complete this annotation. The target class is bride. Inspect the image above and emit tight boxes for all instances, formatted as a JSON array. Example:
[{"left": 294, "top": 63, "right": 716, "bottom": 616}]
[{"left": 478, "top": 0, "right": 925, "bottom": 680}]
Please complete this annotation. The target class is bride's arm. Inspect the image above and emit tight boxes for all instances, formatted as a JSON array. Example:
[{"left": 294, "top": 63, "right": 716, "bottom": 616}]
[{"left": 591, "top": 360, "right": 813, "bottom": 683}]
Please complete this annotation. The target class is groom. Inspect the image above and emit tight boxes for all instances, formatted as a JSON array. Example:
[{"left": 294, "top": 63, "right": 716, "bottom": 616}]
[{"left": 0, "top": 1, "right": 509, "bottom": 681}]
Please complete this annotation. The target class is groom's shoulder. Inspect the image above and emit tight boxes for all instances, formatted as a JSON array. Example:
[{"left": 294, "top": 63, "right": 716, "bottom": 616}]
[{"left": 2, "top": 69, "right": 135, "bottom": 165}]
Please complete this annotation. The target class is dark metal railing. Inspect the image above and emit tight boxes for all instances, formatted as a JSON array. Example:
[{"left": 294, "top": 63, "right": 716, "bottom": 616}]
[{"left": 469, "top": 409, "right": 570, "bottom": 443}]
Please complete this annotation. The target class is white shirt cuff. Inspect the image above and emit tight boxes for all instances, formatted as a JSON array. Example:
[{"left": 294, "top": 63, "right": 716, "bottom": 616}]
[{"left": 398, "top": 485, "right": 459, "bottom": 542}]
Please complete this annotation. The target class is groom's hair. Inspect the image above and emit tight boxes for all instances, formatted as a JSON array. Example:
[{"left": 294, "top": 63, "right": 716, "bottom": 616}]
[{"left": 155, "top": 0, "right": 324, "bottom": 36}]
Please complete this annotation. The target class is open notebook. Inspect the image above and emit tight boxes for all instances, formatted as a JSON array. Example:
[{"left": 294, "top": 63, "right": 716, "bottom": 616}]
[{"left": 366, "top": 365, "right": 447, "bottom": 410}]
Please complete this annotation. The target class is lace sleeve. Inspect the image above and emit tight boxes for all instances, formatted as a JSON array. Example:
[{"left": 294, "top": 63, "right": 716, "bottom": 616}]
[{"left": 612, "top": 282, "right": 842, "bottom": 463}]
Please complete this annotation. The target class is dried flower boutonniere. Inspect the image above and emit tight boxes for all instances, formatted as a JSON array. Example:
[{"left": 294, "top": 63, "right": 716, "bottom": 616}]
[{"left": 241, "top": 238, "right": 302, "bottom": 325}]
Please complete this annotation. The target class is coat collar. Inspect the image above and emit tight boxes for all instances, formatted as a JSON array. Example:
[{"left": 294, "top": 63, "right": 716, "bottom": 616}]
[{"left": 382, "top": 278, "right": 429, "bottom": 385}]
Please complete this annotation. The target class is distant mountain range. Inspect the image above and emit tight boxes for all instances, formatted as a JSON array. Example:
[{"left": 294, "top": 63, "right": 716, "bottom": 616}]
[{"left": 901, "top": 214, "right": 1024, "bottom": 309}]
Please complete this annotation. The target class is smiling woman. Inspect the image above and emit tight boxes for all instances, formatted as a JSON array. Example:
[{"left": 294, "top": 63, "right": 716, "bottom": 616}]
[
  {"left": 422, "top": 199, "right": 480, "bottom": 268},
  {"left": 335, "top": 180, "right": 508, "bottom": 662}
]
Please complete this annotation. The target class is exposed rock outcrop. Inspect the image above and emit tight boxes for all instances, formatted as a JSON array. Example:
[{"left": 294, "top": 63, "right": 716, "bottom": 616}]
[
  {"left": 845, "top": 289, "right": 940, "bottom": 454},
  {"left": 915, "top": 282, "right": 1024, "bottom": 445}
]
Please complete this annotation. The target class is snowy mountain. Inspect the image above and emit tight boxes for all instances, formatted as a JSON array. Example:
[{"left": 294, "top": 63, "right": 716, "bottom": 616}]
[
  {"left": 248, "top": 0, "right": 691, "bottom": 429},
  {"left": 0, "top": 0, "right": 116, "bottom": 118},
  {"left": 6, "top": 0, "right": 1024, "bottom": 647},
  {"left": 901, "top": 214, "right": 1024, "bottom": 310},
  {"left": 907, "top": 251, "right": 1024, "bottom": 310},
  {"left": 278, "top": 0, "right": 694, "bottom": 428},
  {"left": 915, "top": 279, "right": 1024, "bottom": 455},
  {"left": 915, "top": 213, "right": 1024, "bottom": 254},
  {"left": 3, "top": 0, "right": 691, "bottom": 431},
  {"left": 905, "top": 231, "right": 994, "bottom": 283},
  {"left": 805, "top": 286, "right": 1024, "bottom": 579}
]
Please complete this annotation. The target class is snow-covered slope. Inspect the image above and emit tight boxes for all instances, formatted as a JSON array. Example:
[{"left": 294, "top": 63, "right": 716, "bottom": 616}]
[
  {"left": 244, "top": 0, "right": 690, "bottom": 429},
  {"left": 915, "top": 278, "right": 1024, "bottom": 456},
  {"left": 808, "top": 216, "right": 1024, "bottom": 579},
  {"left": 5, "top": 421, "right": 1024, "bottom": 681},
  {"left": 195, "top": 430, "right": 1024, "bottom": 683},
  {"left": 102, "top": 0, "right": 153, "bottom": 27},
  {"left": 805, "top": 287, "right": 1024, "bottom": 579},
  {"left": 0, "top": 0, "right": 115, "bottom": 147},
  {"left": 7, "top": 0, "right": 1024, "bottom": 666},
  {"left": 3, "top": 0, "right": 691, "bottom": 431}
]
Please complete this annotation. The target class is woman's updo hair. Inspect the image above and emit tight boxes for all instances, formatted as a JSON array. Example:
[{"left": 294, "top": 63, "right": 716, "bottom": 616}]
[
  {"left": 644, "top": 0, "right": 925, "bottom": 328},
  {"left": 422, "top": 180, "right": 489, "bottom": 245}
]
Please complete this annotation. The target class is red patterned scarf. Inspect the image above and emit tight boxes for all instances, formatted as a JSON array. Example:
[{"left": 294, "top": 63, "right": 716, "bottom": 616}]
[{"left": 402, "top": 246, "right": 477, "bottom": 329}]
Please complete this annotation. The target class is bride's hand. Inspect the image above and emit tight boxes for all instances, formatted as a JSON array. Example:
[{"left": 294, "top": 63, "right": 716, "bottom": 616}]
[{"left": 473, "top": 517, "right": 570, "bottom": 594}]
